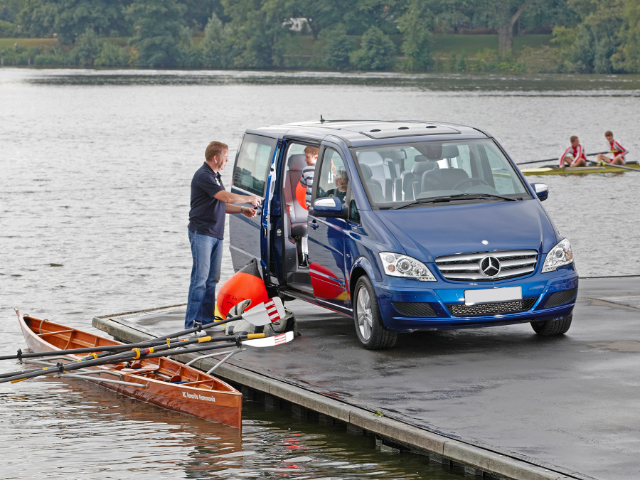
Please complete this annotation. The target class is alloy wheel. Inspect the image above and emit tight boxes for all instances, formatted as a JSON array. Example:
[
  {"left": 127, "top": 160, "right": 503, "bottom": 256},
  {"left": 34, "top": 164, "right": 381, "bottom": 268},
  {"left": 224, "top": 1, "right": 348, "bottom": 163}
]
[{"left": 356, "top": 286, "right": 373, "bottom": 341}]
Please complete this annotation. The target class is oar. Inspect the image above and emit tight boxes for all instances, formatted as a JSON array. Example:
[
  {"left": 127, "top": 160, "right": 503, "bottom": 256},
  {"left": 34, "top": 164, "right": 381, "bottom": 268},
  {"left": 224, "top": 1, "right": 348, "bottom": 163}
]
[
  {"left": 0, "top": 332, "right": 265, "bottom": 380},
  {"left": 5, "top": 298, "right": 285, "bottom": 362},
  {"left": 2, "top": 340, "right": 239, "bottom": 384},
  {"left": 3, "top": 330, "right": 295, "bottom": 385},
  {"left": 517, "top": 151, "right": 608, "bottom": 166},
  {"left": 586, "top": 159, "right": 640, "bottom": 173}
]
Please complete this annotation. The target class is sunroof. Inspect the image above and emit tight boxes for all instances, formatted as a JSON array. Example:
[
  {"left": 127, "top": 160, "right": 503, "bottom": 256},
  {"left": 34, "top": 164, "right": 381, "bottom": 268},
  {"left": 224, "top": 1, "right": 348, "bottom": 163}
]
[{"left": 358, "top": 124, "right": 460, "bottom": 139}]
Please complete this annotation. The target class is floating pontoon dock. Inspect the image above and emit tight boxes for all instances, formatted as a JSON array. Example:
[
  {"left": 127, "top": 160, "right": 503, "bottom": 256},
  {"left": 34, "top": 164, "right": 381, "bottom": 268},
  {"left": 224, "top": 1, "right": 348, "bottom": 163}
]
[{"left": 93, "top": 276, "right": 640, "bottom": 480}]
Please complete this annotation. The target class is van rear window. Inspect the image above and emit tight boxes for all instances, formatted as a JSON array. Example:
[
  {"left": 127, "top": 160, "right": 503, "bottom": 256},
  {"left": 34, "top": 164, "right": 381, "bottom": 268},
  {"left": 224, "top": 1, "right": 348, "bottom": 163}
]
[{"left": 233, "top": 134, "right": 277, "bottom": 196}]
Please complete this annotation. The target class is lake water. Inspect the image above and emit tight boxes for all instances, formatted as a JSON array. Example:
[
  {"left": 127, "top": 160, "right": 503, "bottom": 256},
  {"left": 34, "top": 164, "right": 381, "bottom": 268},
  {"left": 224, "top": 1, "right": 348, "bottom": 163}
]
[{"left": 1, "top": 68, "right": 640, "bottom": 479}]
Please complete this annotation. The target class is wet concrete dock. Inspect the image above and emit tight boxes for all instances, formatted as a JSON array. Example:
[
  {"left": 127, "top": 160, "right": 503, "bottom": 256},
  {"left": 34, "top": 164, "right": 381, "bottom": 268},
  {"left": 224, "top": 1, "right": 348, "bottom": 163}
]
[{"left": 93, "top": 276, "right": 640, "bottom": 480}]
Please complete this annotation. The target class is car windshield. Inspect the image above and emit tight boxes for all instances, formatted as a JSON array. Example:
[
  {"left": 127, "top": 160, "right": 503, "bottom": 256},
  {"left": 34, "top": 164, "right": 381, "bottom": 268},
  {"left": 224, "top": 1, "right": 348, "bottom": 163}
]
[{"left": 353, "top": 139, "right": 530, "bottom": 209}]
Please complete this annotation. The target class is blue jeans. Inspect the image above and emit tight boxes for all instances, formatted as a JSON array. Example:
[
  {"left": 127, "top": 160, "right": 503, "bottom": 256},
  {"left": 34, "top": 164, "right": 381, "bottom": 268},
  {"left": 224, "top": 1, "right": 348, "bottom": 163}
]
[{"left": 185, "top": 230, "right": 223, "bottom": 329}]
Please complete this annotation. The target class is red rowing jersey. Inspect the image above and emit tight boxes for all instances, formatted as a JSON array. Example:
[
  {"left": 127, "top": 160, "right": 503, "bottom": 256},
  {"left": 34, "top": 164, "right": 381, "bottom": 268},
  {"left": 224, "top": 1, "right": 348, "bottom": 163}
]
[
  {"left": 608, "top": 140, "right": 628, "bottom": 162},
  {"left": 559, "top": 144, "right": 586, "bottom": 167}
]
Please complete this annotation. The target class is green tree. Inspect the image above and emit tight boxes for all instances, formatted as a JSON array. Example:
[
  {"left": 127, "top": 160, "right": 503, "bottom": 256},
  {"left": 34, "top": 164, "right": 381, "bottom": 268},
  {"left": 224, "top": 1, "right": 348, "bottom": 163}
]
[
  {"left": 398, "top": 0, "right": 433, "bottom": 71},
  {"left": 125, "top": 0, "right": 188, "bottom": 68},
  {"left": 200, "top": 13, "right": 232, "bottom": 68},
  {"left": 221, "top": 0, "right": 294, "bottom": 69},
  {"left": 95, "top": 41, "right": 130, "bottom": 67},
  {"left": 18, "top": 0, "right": 131, "bottom": 44},
  {"left": 570, "top": 0, "right": 624, "bottom": 73},
  {"left": 322, "top": 24, "right": 353, "bottom": 69},
  {"left": 350, "top": 25, "right": 396, "bottom": 70},
  {"left": 612, "top": 0, "right": 640, "bottom": 72},
  {"left": 182, "top": 0, "right": 228, "bottom": 30},
  {"left": 76, "top": 27, "right": 101, "bottom": 66}
]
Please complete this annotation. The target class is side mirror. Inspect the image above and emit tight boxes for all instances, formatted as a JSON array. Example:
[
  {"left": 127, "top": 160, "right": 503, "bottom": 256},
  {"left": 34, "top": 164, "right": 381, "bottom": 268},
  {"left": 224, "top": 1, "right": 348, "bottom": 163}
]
[
  {"left": 530, "top": 183, "right": 548, "bottom": 202},
  {"left": 312, "top": 197, "right": 346, "bottom": 218}
]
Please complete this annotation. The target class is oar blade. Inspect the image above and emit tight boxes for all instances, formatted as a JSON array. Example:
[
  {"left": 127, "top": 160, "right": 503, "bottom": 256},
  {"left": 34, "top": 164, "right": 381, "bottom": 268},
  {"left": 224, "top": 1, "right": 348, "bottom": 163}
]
[
  {"left": 241, "top": 297, "right": 285, "bottom": 326},
  {"left": 244, "top": 331, "right": 294, "bottom": 348}
]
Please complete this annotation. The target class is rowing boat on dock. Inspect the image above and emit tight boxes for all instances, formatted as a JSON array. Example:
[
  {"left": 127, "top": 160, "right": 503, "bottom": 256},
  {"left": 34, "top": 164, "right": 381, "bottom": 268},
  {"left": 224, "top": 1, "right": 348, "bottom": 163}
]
[
  {"left": 15, "top": 311, "right": 243, "bottom": 428},
  {"left": 521, "top": 161, "right": 640, "bottom": 176}
]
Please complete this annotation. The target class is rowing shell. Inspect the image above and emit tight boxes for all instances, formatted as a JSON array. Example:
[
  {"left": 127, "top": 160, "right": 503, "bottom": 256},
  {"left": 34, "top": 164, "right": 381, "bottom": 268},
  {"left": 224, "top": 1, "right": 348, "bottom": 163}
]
[
  {"left": 16, "top": 312, "right": 242, "bottom": 428},
  {"left": 521, "top": 162, "right": 640, "bottom": 176}
]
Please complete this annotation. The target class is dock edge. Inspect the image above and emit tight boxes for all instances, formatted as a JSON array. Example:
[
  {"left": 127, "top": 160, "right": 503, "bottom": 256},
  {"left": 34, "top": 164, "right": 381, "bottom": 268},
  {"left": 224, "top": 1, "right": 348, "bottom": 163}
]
[{"left": 93, "top": 310, "right": 583, "bottom": 480}]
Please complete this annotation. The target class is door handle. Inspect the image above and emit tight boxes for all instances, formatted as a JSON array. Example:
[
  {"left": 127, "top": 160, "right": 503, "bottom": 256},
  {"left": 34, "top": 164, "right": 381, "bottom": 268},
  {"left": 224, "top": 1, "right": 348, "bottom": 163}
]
[{"left": 310, "top": 220, "right": 319, "bottom": 230}]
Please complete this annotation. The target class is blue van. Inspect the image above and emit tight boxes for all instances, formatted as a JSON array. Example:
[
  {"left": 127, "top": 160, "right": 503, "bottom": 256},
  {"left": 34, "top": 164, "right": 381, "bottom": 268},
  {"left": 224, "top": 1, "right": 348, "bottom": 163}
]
[{"left": 229, "top": 121, "right": 578, "bottom": 349}]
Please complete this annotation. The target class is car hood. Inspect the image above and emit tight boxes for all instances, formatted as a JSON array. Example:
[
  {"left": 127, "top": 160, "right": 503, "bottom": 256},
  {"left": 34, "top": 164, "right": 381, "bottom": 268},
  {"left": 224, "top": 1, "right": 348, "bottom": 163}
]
[{"left": 374, "top": 200, "right": 558, "bottom": 263}]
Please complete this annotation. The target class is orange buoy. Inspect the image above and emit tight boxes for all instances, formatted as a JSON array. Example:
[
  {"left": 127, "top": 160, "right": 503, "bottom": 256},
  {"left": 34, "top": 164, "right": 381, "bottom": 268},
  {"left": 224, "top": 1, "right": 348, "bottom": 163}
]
[
  {"left": 215, "top": 258, "right": 269, "bottom": 319},
  {"left": 309, "top": 262, "right": 347, "bottom": 300},
  {"left": 295, "top": 181, "right": 308, "bottom": 210}
]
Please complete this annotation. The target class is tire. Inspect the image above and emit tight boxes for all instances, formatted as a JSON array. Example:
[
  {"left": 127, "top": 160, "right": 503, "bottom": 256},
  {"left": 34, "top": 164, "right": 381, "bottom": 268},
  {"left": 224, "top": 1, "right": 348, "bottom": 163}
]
[
  {"left": 353, "top": 276, "right": 397, "bottom": 350},
  {"left": 531, "top": 314, "right": 573, "bottom": 336}
]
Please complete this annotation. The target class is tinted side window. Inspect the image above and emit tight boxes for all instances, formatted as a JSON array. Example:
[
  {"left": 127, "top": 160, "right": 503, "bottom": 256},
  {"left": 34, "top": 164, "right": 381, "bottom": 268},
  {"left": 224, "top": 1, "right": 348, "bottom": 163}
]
[
  {"left": 233, "top": 134, "right": 277, "bottom": 196},
  {"left": 316, "top": 148, "right": 349, "bottom": 204}
]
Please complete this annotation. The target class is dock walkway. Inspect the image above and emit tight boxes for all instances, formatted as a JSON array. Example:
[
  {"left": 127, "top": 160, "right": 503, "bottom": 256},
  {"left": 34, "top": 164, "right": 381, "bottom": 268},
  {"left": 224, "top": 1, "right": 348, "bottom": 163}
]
[{"left": 93, "top": 276, "right": 640, "bottom": 480}]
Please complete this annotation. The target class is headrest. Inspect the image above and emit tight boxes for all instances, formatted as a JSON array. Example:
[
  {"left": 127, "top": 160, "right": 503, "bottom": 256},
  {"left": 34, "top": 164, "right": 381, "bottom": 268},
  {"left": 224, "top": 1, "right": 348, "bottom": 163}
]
[
  {"left": 358, "top": 151, "right": 384, "bottom": 166},
  {"left": 442, "top": 145, "right": 459, "bottom": 158},
  {"left": 288, "top": 154, "right": 307, "bottom": 171},
  {"left": 422, "top": 144, "right": 442, "bottom": 160},
  {"left": 413, "top": 160, "right": 437, "bottom": 176},
  {"left": 359, "top": 163, "right": 373, "bottom": 180}
]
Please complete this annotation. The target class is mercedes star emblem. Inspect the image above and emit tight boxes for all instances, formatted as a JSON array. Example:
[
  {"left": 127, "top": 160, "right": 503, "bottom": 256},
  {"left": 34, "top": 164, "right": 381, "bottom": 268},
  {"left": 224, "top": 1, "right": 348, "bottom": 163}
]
[{"left": 480, "top": 256, "right": 501, "bottom": 277}]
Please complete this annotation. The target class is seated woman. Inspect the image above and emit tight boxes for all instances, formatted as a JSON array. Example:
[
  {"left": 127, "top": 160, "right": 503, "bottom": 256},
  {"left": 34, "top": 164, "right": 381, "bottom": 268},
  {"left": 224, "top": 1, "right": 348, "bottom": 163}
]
[{"left": 326, "top": 169, "right": 349, "bottom": 203}]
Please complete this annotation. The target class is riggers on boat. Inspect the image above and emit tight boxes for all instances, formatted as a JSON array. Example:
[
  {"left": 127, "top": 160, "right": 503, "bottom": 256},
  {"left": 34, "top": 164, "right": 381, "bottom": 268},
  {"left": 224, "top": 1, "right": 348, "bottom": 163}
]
[
  {"left": 15, "top": 311, "right": 243, "bottom": 428},
  {"left": 521, "top": 161, "right": 640, "bottom": 176}
]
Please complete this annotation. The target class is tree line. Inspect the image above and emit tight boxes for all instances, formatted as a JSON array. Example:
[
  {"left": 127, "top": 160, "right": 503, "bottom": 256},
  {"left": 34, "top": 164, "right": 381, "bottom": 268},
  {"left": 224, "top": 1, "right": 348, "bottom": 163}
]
[{"left": 1, "top": 0, "right": 639, "bottom": 73}]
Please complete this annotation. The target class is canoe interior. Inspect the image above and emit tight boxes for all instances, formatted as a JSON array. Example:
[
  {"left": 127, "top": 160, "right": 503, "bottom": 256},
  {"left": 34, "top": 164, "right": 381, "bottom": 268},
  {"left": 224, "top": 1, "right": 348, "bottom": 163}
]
[{"left": 23, "top": 316, "right": 236, "bottom": 394}]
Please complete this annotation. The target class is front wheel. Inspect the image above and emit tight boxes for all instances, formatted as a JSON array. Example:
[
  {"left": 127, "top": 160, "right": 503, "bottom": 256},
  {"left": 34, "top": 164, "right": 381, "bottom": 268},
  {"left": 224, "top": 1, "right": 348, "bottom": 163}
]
[
  {"left": 531, "top": 314, "right": 573, "bottom": 336},
  {"left": 353, "top": 276, "right": 397, "bottom": 350}
]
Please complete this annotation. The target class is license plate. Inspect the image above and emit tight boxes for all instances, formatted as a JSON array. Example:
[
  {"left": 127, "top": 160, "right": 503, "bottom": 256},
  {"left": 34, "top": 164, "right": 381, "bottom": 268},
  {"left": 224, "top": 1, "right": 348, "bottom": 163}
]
[{"left": 464, "top": 286, "right": 522, "bottom": 306}]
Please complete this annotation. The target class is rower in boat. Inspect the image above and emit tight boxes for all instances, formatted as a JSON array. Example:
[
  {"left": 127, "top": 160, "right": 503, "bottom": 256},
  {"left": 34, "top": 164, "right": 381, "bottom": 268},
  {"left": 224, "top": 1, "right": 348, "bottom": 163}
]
[
  {"left": 597, "top": 131, "right": 628, "bottom": 166},
  {"left": 559, "top": 136, "right": 587, "bottom": 167}
]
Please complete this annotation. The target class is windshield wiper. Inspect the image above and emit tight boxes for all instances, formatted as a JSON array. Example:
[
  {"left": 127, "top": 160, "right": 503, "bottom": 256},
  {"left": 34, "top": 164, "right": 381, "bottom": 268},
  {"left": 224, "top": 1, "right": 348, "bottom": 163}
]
[
  {"left": 447, "top": 193, "right": 518, "bottom": 202},
  {"left": 391, "top": 193, "right": 518, "bottom": 210}
]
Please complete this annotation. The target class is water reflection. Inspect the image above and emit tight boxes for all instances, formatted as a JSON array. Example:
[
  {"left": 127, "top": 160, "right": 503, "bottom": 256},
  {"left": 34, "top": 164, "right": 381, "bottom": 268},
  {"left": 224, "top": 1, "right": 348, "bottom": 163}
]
[
  {"left": 3, "top": 68, "right": 640, "bottom": 93},
  {"left": 0, "top": 376, "right": 460, "bottom": 479}
]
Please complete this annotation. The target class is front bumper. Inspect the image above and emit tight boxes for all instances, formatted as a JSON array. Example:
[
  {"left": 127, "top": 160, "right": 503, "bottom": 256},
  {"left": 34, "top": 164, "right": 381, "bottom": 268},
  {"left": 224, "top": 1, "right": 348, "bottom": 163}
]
[{"left": 375, "top": 265, "right": 578, "bottom": 332}]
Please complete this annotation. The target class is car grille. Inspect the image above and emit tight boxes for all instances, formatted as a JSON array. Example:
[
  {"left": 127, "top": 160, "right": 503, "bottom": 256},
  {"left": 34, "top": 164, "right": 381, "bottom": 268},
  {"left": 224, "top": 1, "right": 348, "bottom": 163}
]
[
  {"left": 544, "top": 288, "right": 577, "bottom": 307},
  {"left": 435, "top": 250, "right": 538, "bottom": 281},
  {"left": 447, "top": 298, "right": 537, "bottom": 317},
  {"left": 393, "top": 302, "right": 437, "bottom": 317}
]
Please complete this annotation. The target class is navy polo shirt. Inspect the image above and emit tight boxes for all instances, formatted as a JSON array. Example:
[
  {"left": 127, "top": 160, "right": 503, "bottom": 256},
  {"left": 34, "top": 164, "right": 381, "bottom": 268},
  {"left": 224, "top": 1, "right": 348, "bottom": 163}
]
[{"left": 188, "top": 162, "right": 226, "bottom": 239}]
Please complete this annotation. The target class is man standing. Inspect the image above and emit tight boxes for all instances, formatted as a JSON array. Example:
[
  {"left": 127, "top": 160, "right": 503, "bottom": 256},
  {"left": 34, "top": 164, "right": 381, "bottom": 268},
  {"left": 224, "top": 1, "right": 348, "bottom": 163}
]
[
  {"left": 559, "top": 136, "right": 587, "bottom": 167},
  {"left": 185, "top": 141, "right": 261, "bottom": 329}
]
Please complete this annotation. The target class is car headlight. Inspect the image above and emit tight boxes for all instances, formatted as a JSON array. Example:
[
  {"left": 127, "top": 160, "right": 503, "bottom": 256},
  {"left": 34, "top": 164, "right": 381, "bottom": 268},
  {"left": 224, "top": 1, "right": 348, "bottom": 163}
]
[
  {"left": 542, "top": 239, "right": 574, "bottom": 273},
  {"left": 379, "top": 252, "right": 436, "bottom": 281}
]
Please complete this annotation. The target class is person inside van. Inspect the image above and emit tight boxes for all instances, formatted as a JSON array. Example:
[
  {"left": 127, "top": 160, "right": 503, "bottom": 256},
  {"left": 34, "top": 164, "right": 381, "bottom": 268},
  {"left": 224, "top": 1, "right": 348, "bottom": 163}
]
[
  {"left": 326, "top": 168, "right": 349, "bottom": 203},
  {"left": 299, "top": 146, "right": 319, "bottom": 208},
  {"left": 559, "top": 136, "right": 587, "bottom": 167}
]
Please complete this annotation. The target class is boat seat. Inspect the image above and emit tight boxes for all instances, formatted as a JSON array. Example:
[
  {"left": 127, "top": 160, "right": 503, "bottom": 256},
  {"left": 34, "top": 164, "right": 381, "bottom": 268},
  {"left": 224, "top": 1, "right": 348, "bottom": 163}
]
[{"left": 422, "top": 168, "right": 469, "bottom": 193}]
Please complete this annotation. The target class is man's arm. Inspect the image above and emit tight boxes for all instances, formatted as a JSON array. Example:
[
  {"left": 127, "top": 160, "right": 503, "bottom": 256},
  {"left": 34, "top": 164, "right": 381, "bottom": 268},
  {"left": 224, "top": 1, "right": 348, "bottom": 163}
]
[
  {"left": 214, "top": 190, "right": 261, "bottom": 207},
  {"left": 226, "top": 204, "right": 257, "bottom": 218}
]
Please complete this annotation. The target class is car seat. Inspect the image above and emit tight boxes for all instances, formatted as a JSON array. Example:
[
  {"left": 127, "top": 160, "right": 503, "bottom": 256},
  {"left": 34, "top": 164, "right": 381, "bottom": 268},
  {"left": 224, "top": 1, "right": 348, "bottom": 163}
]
[
  {"left": 283, "top": 154, "right": 309, "bottom": 265},
  {"left": 402, "top": 155, "right": 438, "bottom": 200},
  {"left": 360, "top": 163, "right": 386, "bottom": 204},
  {"left": 422, "top": 168, "right": 470, "bottom": 193}
]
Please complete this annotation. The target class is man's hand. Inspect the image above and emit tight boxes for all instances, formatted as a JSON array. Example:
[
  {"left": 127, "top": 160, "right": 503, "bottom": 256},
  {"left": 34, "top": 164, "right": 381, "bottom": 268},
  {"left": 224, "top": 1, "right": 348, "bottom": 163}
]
[
  {"left": 247, "top": 196, "right": 261, "bottom": 207},
  {"left": 242, "top": 207, "right": 257, "bottom": 218}
]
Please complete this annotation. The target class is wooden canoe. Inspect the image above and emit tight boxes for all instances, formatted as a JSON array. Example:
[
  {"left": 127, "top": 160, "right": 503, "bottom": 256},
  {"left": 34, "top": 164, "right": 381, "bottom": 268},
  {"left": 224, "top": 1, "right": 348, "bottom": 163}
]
[
  {"left": 16, "top": 311, "right": 242, "bottom": 428},
  {"left": 521, "top": 162, "right": 640, "bottom": 176}
]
